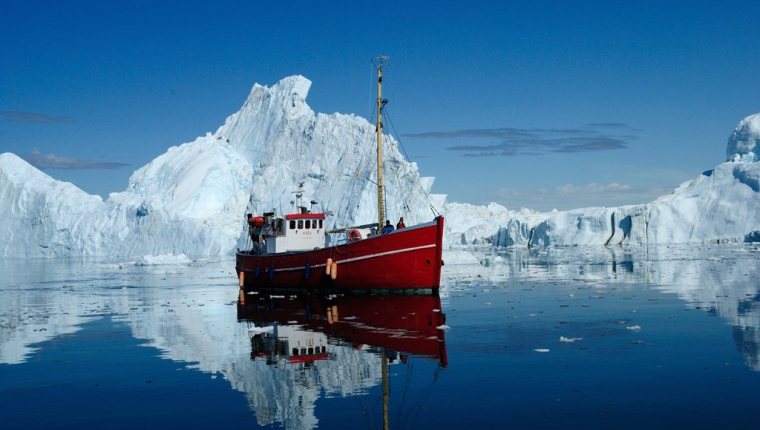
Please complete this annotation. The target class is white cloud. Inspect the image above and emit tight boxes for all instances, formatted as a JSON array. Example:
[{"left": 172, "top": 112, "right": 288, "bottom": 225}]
[{"left": 555, "top": 182, "right": 631, "bottom": 195}]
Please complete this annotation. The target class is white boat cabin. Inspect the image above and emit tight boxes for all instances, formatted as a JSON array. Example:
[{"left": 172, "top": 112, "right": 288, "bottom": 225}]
[
  {"left": 262, "top": 212, "right": 327, "bottom": 254},
  {"left": 250, "top": 325, "right": 329, "bottom": 364}
]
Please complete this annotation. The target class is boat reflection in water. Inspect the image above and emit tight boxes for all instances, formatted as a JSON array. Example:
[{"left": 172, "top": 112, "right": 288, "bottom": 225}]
[
  {"left": 237, "top": 291, "right": 448, "bottom": 367},
  {"left": 237, "top": 291, "right": 447, "bottom": 429}
]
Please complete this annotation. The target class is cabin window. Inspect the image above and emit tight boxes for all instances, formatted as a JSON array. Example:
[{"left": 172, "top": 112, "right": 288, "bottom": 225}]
[
  {"left": 277, "top": 219, "right": 284, "bottom": 234},
  {"left": 300, "top": 348, "right": 306, "bottom": 355},
  {"left": 319, "top": 220, "right": 323, "bottom": 228},
  {"left": 321, "top": 346, "right": 326, "bottom": 353},
  {"left": 289, "top": 220, "right": 295, "bottom": 230},
  {"left": 305, "top": 220, "right": 311, "bottom": 229},
  {"left": 308, "top": 347, "right": 314, "bottom": 355},
  {"left": 312, "top": 221, "right": 317, "bottom": 229},
  {"left": 292, "top": 348, "right": 299, "bottom": 356},
  {"left": 298, "top": 220, "right": 303, "bottom": 229}
]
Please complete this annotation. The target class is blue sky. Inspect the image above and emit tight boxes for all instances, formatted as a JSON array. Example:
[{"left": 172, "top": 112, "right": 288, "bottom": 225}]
[{"left": 2, "top": 0, "right": 759, "bottom": 210}]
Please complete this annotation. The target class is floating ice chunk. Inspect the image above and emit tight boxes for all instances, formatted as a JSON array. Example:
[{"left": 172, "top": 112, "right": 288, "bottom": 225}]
[
  {"left": 436, "top": 324, "right": 450, "bottom": 330},
  {"left": 534, "top": 348, "right": 550, "bottom": 353},
  {"left": 559, "top": 336, "right": 583, "bottom": 343},
  {"left": 135, "top": 253, "right": 191, "bottom": 266},
  {"left": 626, "top": 325, "right": 642, "bottom": 331}
]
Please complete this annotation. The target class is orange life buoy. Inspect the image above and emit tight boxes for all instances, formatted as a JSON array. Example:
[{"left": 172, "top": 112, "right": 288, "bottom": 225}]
[{"left": 348, "top": 229, "right": 361, "bottom": 242}]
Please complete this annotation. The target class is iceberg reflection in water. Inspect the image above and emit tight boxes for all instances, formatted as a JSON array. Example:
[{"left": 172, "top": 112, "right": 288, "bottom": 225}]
[{"left": 2, "top": 245, "right": 760, "bottom": 428}]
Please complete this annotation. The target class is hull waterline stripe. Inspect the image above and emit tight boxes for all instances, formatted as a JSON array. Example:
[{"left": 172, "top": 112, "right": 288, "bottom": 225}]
[{"left": 269, "top": 243, "right": 437, "bottom": 273}]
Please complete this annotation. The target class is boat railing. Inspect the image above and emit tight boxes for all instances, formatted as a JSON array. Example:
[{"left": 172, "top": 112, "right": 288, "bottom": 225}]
[
  {"left": 324, "top": 222, "right": 379, "bottom": 235},
  {"left": 325, "top": 222, "right": 379, "bottom": 246}
]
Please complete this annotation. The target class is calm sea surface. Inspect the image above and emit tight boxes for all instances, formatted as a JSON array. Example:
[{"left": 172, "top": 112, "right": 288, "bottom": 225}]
[{"left": 2, "top": 245, "right": 760, "bottom": 429}]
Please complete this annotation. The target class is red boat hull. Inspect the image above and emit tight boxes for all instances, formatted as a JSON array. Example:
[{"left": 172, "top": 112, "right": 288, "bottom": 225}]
[{"left": 236, "top": 216, "right": 444, "bottom": 291}]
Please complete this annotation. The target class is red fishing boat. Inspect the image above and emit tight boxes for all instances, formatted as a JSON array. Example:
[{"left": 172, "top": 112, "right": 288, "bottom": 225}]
[{"left": 235, "top": 58, "right": 444, "bottom": 293}]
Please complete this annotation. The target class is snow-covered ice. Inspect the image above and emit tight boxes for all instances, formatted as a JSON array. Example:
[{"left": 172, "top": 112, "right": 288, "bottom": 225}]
[{"left": 0, "top": 74, "right": 758, "bottom": 258}]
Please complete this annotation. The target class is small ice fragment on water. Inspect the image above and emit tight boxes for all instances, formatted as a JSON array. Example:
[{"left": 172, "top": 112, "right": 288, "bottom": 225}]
[
  {"left": 529, "top": 313, "right": 536, "bottom": 317},
  {"left": 437, "top": 324, "right": 450, "bottom": 330},
  {"left": 433, "top": 308, "right": 441, "bottom": 312},
  {"left": 135, "top": 253, "right": 191, "bottom": 266},
  {"left": 560, "top": 336, "right": 582, "bottom": 343},
  {"left": 534, "top": 348, "right": 550, "bottom": 353},
  {"left": 626, "top": 325, "right": 641, "bottom": 331}
]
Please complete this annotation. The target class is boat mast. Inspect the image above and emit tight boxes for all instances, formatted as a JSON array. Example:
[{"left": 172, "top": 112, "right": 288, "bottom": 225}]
[
  {"left": 375, "top": 57, "right": 388, "bottom": 229},
  {"left": 382, "top": 352, "right": 389, "bottom": 430}
]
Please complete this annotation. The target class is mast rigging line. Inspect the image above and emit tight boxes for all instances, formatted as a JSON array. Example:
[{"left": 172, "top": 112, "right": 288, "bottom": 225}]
[
  {"left": 373, "top": 56, "right": 440, "bottom": 219},
  {"left": 332, "top": 58, "right": 440, "bottom": 230},
  {"left": 383, "top": 108, "right": 441, "bottom": 218},
  {"left": 330, "top": 117, "right": 376, "bottom": 230}
]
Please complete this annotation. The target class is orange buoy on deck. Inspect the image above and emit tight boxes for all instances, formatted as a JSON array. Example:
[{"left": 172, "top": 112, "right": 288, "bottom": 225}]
[{"left": 348, "top": 229, "right": 361, "bottom": 242}]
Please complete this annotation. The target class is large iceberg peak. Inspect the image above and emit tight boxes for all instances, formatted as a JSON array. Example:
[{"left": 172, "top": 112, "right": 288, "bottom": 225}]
[
  {"left": 216, "top": 75, "right": 317, "bottom": 164},
  {"left": 273, "top": 74, "right": 311, "bottom": 100},
  {"left": 247, "top": 75, "right": 311, "bottom": 101},
  {"left": 0, "top": 73, "right": 443, "bottom": 258},
  {"left": 726, "top": 113, "right": 760, "bottom": 162}
]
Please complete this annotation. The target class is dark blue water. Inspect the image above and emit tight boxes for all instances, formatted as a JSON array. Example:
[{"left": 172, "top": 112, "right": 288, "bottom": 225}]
[{"left": 2, "top": 246, "right": 760, "bottom": 429}]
